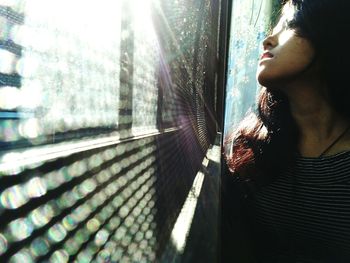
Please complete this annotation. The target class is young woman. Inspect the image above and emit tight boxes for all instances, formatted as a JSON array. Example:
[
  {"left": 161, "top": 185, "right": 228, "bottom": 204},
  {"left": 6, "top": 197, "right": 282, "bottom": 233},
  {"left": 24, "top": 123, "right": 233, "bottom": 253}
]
[{"left": 223, "top": 0, "right": 350, "bottom": 262}]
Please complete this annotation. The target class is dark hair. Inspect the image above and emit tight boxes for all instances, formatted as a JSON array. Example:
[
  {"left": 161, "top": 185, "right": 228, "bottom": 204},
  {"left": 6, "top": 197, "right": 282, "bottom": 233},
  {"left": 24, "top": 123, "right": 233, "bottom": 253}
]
[{"left": 225, "top": 0, "right": 350, "bottom": 185}]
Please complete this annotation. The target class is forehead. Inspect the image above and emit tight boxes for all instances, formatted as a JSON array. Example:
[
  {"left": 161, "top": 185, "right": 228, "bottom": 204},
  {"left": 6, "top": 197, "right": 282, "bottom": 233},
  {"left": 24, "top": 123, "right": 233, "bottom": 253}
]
[{"left": 281, "top": 2, "right": 296, "bottom": 22}]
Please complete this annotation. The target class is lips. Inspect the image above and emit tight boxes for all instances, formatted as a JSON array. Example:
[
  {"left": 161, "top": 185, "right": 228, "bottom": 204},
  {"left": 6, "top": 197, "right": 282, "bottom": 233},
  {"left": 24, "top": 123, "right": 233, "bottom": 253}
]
[{"left": 260, "top": 52, "right": 274, "bottom": 60}]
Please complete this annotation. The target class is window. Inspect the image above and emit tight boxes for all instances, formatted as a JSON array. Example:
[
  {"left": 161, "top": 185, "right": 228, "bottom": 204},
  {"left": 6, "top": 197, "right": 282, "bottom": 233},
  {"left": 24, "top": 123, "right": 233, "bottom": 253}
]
[
  {"left": 0, "top": 0, "right": 221, "bottom": 262},
  {"left": 224, "top": 0, "right": 274, "bottom": 135}
]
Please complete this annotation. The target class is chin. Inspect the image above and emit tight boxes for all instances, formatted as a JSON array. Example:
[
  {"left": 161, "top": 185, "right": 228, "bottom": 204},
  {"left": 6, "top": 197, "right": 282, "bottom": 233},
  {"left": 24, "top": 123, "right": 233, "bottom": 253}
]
[
  {"left": 256, "top": 68, "right": 271, "bottom": 86},
  {"left": 257, "top": 72, "right": 286, "bottom": 90},
  {"left": 257, "top": 74, "right": 273, "bottom": 88}
]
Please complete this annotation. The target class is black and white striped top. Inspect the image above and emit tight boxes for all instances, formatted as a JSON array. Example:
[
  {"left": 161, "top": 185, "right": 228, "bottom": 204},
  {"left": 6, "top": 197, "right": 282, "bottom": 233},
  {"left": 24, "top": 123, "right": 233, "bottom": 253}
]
[{"left": 249, "top": 151, "right": 350, "bottom": 262}]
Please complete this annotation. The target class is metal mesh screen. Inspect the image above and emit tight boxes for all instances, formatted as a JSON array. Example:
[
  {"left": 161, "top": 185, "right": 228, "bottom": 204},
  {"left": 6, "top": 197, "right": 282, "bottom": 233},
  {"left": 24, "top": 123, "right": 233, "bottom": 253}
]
[{"left": 0, "top": 0, "right": 221, "bottom": 261}]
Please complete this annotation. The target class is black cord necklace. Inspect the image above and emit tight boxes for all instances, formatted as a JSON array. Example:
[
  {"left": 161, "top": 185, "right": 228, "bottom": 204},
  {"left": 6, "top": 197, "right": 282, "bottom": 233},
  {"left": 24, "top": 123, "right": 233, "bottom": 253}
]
[{"left": 318, "top": 125, "right": 350, "bottom": 157}]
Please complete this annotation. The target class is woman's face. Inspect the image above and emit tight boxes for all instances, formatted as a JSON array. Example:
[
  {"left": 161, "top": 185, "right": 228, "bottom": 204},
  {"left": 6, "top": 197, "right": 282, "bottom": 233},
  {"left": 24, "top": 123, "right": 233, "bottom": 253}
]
[{"left": 256, "top": 3, "right": 316, "bottom": 88}]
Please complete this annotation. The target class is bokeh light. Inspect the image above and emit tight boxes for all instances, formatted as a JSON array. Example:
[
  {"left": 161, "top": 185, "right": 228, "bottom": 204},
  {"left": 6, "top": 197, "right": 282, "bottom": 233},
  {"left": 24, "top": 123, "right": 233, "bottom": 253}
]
[{"left": 0, "top": 0, "right": 220, "bottom": 261}]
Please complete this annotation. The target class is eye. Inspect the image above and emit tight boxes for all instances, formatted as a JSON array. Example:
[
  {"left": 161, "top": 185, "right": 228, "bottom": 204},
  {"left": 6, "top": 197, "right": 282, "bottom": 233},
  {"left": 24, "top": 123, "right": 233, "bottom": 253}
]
[
  {"left": 271, "top": 23, "right": 284, "bottom": 35},
  {"left": 266, "top": 17, "right": 291, "bottom": 37},
  {"left": 286, "top": 19, "right": 297, "bottom": 29}
]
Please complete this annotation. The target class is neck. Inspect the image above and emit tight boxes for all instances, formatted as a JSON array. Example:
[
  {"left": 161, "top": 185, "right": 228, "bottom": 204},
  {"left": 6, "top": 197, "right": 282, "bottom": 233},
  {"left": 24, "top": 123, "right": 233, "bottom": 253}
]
[
  {"left": 283, "top": 80, "right": 349, "bottom": 156},
  {"left": 288, "top": 87, "right": 337, "bottom": 137}
]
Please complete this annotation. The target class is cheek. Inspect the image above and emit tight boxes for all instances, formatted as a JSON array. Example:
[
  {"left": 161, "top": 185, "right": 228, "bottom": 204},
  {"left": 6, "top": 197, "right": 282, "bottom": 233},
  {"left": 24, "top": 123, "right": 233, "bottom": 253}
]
[
  {"left": 284, "top": 48, "right": 315, "bottom": 76},
  {"left": 256, "top": 44, "right": 315, "bottom": 87},
  {"left": 278, "top": 30, "right": 295, "bottom": 46},
  {"left": 256, "top": 60, "right": 306, "bottom": 88},
  {"left": 293, "top": 39, "right": 315, "bottom": 64}
]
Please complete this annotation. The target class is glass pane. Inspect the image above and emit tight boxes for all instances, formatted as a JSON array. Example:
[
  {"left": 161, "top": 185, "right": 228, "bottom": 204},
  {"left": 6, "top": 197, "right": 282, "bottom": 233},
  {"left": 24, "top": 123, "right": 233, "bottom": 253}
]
[{"left": 224, "top": 0, "right": 273, "bottom": 136}]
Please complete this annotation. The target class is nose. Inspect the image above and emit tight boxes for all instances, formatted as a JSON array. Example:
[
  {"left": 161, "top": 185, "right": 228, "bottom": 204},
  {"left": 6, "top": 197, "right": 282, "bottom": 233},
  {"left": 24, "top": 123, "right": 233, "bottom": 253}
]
[{"left": 262, "top": 34, "right": 277, "bottom": 51}]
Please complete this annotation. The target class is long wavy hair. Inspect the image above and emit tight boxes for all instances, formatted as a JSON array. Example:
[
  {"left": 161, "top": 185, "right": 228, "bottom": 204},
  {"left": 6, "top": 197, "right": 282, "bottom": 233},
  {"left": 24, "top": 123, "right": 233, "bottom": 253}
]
[{"left": 225, "top": 0, "right": 350, "bottom": 186}]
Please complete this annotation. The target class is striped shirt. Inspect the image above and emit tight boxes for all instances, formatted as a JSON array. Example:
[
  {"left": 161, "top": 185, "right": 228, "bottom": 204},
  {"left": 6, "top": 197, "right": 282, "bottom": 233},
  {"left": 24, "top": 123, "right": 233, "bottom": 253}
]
[{"left": 249, "top": 151, "right": 350, "bottom": 262}]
